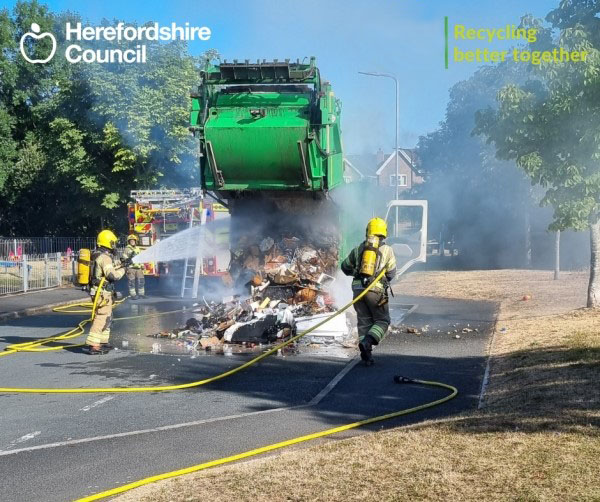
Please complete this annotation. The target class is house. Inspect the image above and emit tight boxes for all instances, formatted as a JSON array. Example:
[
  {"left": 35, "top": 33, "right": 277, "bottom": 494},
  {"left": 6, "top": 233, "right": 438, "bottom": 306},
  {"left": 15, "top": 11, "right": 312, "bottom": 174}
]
[
  {"left": 342, "top": 158, "right": 364, "bottom": 183},
  {"left": 345, "top": 148, "right": 424, "bottom": 190}
]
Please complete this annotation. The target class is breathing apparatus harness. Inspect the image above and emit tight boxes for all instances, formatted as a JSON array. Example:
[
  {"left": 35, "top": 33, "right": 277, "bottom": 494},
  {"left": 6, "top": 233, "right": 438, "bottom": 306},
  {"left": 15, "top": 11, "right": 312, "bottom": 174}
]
[
  {"left": 89, "top": 247, "right": 119, "bottom": 294},
  {"left": 124, "top": 242, "right": 141, "bottom": 269},
  {"left": 357, "top": 235, "right": 393, "bottom": 307},
  {"left": 359, "top": 235, "right": 382, "bottom": 287}
]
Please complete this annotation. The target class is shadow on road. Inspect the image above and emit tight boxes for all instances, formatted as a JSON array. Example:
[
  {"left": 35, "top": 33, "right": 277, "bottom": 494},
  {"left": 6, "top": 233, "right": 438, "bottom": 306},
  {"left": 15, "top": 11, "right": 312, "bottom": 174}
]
[{"left": 0, "top": 293, "right": 510, "bottom": 433}]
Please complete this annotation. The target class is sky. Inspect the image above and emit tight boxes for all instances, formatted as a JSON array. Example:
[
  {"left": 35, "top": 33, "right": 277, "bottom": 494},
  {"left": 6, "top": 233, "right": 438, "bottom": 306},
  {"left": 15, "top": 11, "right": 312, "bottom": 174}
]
[{"left": 2, "top": 0, "right": 559, "bottom": 154}]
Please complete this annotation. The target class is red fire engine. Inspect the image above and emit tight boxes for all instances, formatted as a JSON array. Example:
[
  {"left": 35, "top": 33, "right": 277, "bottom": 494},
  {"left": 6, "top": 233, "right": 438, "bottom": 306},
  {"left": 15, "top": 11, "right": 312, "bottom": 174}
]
[{"left": 127, "top": 189, "right": 226, "bottom": 277}]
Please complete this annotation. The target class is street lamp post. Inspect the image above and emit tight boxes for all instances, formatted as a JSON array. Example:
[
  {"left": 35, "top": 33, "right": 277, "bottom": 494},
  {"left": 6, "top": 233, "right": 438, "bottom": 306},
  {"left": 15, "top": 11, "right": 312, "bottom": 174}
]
[{"left": 358, "top": 71, "right": 400, "bottom": 237}]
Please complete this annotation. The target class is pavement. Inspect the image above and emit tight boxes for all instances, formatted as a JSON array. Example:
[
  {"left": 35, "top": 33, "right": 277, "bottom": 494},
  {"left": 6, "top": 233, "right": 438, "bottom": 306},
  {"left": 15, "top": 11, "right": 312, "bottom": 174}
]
[
  {"left": 0, "top": 291, "right": 498, "bottom": 502},
  {"left": 0, "top": 287, "right": 89, "bottom": 322}
]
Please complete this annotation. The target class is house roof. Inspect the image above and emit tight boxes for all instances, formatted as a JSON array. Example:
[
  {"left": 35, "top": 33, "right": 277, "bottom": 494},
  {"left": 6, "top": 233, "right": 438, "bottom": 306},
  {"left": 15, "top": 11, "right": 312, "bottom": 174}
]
[
  {"left": 346, "top": 149, "right": 421, "bottom": 178},
  {"left": 343, "top": 158, "right": 364, "bottom": 180},
  {"left": 375, "top": 149, "right": 421, "bottom": 176},
  {"left": 344, "top": 154, "right": 381, "bottom": 176}
]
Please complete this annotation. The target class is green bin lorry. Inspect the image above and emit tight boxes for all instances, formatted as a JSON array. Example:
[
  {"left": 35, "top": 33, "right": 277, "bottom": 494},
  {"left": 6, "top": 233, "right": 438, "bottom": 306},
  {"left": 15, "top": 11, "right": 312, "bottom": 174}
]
[{"left": 189, "top": 57, "right": 427, "bottom": 275}]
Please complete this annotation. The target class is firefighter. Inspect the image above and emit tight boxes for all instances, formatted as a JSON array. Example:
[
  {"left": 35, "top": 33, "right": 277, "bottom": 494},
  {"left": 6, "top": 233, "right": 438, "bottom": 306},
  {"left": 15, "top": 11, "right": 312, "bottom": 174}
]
[
  {"left": 122, "top": 234, "right": 145, "bottom": 299},
  {"left": 341, "top": 218, "right": 397, "bottom": 366},
  {"left": 84, "top": 230, "right": 126, "bottom": 355}
]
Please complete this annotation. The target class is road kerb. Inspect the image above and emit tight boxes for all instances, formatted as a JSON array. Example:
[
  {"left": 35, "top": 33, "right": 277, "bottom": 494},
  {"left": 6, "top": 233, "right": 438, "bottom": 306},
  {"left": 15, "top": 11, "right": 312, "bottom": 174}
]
[{"left": 0, "top": 295, "right": 88, "bottom": 323}]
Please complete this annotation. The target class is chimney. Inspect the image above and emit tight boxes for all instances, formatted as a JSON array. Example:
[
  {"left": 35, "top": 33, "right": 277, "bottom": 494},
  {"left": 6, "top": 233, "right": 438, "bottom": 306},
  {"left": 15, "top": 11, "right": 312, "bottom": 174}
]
[{"left": 376, "top": 148, "right": 385, "bottom": 165}]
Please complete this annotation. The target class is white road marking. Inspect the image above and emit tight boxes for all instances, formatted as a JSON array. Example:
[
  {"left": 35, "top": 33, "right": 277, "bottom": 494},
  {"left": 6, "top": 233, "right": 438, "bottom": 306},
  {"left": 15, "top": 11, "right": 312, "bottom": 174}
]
[
  {"left": 478, "top": 358, "right": 491, "bottom": 410},
  {"left": 0, "top": 358, "right": 358, "bottom": 457},
  {"left": 478, "top": 321, "right": 497, "bottom": 410},
  {"left": 2, "top": 431, "right": 42, "bottom": 451},
  {"left": 12, "top": 431, "right": 41, "bottom": 444},
  {"left": 307, "top": 358, "right": 359, "bottom": 405},
  {"left": 388, "top": 302, "right": 418, "bottom": 319},
  {"left": 79, "top": 396, "right": 114, "bottom": 412}
]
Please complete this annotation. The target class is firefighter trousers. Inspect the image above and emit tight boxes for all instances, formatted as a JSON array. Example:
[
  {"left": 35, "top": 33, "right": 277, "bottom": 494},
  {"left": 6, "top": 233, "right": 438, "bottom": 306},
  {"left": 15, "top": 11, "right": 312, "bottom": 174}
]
[
  {"left": 126, "top": 268, "right": 145, "bottom": 296},
  {"left": 352, "top": 289, "right": 391, "bottom": 344},
  {"left": 85, "top": 294, "right": 113, "bottom": 346}
]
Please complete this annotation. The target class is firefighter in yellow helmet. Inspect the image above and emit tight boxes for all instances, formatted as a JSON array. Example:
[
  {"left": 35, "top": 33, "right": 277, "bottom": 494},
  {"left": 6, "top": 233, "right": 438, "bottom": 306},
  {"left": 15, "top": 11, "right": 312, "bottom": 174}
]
[
  {"left": 341, "top": 218, "right": 397, "bottom": 365},
  {"left": 84, "top": 230, "right": 126, "bottom": 355},
  {"left": 121, "top": 234, "right": 145, "bottom": 299}
]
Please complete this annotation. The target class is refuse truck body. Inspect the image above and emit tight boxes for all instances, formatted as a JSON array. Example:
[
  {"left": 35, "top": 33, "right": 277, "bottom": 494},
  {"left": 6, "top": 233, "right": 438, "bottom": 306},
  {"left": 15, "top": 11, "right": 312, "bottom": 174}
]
[
  {"left": 190, "top": 57, "right": 362, "bottom": 258},
  {"left": 191, "top": 57, "right": 343, "bottom": 193},
  {"left": 189, "top": 58, "right": 427, "bottom": 271}
]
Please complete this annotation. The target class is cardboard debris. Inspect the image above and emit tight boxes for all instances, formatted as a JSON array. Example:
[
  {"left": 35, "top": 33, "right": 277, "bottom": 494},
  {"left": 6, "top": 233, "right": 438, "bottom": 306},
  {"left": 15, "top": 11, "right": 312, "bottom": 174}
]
[
  {"left": 229, "top": 231, "right": 338, "bottom": 310},
  {"left": 151, "top": 231, "right": 345, "bottom": 347},
  {"left": 295, "top": 287, "right": 317, "bottom": 303},
  {"left": 389, "top": 325, "right": 403, "bottom": 335},
  {"left": 200, "top": 336, "right": 222, "bottom": 350}
]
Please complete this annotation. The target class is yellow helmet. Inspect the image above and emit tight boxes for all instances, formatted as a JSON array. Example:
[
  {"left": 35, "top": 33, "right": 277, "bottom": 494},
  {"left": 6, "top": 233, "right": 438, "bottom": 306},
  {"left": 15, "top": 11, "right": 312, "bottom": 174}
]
[
  {"left": 127, "top": 234, "right": 138, "bottom": 243},
  {"left": 97, "top": 230, "right": 118, "bottom": 250},
  {"left": 366, "top": 218, "right": 387, "bottom": 238}
]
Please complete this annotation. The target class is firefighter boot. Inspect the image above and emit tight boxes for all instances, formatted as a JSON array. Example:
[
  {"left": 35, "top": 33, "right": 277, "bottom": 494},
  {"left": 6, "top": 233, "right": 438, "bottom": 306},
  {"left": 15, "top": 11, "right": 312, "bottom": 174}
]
[
  {"left": 83, "top": 345, "right": 110, "bottom": 355},
  {"left": 359, "top": 335, "right": 376, "bottom": 366}
]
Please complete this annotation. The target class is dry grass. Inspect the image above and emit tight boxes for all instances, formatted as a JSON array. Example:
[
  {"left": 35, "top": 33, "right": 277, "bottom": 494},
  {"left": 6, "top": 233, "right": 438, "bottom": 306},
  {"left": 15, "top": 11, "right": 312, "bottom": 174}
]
[
  {"left": 116, "top": 270, "right": 600, "bottom": 502},
  {"left": 481, "top": 309, "right": 600, "bottom": 429},
  {"left": 395, "top": 269, "right": 588, "bottom": 318},
  {"left": 117, "top": 427, "right": 600, "bottom": 502}
]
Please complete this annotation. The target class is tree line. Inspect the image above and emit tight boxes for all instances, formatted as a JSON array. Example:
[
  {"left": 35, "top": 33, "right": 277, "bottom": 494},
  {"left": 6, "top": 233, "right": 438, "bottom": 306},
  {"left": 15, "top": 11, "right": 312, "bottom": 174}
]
[
  {"left": 0, "top": 1, "right": 204, "bottom": 237},
  {"left": 415, "top": 0, "right": 600, "bottom": 307}
]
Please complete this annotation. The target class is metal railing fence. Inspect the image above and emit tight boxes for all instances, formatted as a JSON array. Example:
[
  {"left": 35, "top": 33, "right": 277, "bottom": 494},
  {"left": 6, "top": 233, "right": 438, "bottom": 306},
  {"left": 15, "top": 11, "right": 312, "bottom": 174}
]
[
  {"left": 0, "top": 252, "right": 79, "bottom": 295},
  {"left": 0, "top": 237, "right": 95, "bottom": 259}
]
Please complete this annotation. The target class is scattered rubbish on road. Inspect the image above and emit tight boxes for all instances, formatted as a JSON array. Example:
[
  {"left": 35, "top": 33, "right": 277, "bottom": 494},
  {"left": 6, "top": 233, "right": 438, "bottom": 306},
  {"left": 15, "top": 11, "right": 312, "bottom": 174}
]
[{"left": 146, "top": 232, "right": 352, "bottom": 353}]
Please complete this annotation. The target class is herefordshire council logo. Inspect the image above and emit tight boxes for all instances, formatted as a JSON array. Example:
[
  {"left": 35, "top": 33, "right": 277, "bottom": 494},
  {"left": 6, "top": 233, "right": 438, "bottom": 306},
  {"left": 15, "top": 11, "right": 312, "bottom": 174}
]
[{"left": 19, "top": 23, "right": 57, "bottom": 64}]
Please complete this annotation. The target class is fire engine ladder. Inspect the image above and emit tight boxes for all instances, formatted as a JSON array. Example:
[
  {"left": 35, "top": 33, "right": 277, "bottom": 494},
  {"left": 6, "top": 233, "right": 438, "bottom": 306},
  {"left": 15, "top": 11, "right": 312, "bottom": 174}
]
[{"left": 180, "top": 207, "right": 207, "bottom": 298}]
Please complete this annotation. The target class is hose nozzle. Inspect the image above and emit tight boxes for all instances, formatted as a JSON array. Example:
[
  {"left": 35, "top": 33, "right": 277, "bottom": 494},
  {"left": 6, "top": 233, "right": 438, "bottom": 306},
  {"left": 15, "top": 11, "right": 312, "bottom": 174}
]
[{"left": 394, "top": 375, "right": 415, "bottom": 384}]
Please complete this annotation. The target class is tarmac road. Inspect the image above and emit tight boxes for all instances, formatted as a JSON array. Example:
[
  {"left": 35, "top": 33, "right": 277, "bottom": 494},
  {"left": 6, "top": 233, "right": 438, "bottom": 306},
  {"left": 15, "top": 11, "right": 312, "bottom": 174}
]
[{"left": 0, "top": 294, "right": 497, "bottom": 502}]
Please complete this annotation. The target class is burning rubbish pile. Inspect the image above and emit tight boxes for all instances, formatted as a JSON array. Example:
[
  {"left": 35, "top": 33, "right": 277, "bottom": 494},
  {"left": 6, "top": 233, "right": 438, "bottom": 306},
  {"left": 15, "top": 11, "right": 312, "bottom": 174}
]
[
  {"left": 227, "top": 232, "right": 339, "bottom": 310},
  {"left": 151, "top": 299, "right": 295, "bottom": 351},
  {"left": 151, "top": 231, "right": 350, "bottom": 351}
]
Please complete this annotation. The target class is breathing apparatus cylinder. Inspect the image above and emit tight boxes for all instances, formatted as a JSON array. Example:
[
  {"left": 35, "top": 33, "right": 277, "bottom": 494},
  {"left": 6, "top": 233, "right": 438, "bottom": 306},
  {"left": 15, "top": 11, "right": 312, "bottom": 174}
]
[
  {"left": 77, "top": 248, "right": 91, "bottom": 286},
  {"left": 359, "top": 235, "right": 380, "bottom": 283}
]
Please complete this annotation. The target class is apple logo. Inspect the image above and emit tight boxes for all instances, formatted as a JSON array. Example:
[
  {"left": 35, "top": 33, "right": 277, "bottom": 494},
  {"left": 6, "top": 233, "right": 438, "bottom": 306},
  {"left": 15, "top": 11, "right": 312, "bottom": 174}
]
[{"left": 19, "top": 23, "right": 57, "bottom": 64}]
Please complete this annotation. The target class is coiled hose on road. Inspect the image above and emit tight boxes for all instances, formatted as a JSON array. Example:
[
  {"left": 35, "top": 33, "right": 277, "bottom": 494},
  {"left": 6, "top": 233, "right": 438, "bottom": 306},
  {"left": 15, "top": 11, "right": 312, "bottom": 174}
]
[
  {"left": 0, "top": 271, "right": 458, "bottom": 500},
  {"left": 0, "top": 278, "right": 123, "bottom": 357}
]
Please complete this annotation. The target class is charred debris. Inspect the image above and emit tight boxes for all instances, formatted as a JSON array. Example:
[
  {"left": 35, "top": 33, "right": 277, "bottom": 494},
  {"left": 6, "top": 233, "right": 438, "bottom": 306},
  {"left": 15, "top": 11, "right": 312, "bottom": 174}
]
[{"left": 151, "top": 228, "right": 346, "bottom": 352}]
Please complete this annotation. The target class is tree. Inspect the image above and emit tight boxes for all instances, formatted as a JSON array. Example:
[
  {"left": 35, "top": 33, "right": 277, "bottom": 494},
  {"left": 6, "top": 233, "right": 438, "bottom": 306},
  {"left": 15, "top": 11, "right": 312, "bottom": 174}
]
[
  {"left": 476, "top": 8, "right": 600, "bottom": 307},
  {"left": 415, "top": 63, "right": 536, "bottom": 269},
  {"left": 85, "top": 38, "right": 197, "bottom": 178},
  {"left": 0, "top": 2, "right": 203, "bottom": 236}
]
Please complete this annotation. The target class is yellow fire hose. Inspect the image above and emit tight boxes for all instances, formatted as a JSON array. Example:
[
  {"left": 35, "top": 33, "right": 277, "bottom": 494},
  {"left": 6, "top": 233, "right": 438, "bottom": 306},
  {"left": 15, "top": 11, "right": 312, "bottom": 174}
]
[
  {"left": 0, "top": 270, "right": 391, "bottom": 392},
  {"left": 0, "top": 270, "right": 458, "bottom": 500},
  {"left": 0, "top": 278, "right": 126, "bottom": 356},
  {"left": 77, "top": 379, "right": 456, "bottom": 502}
]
